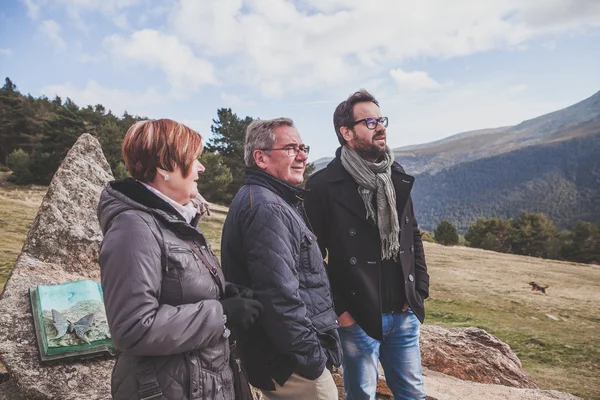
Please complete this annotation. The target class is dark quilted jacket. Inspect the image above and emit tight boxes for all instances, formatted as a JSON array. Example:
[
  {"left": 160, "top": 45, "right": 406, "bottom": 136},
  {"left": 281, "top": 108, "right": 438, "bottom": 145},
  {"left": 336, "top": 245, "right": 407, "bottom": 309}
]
[
  {"left": 221, "top": 168, "right": 341, "bottom": 391},
  {"left": 97, "top": 179, "right": 233, "bottom": 400}
]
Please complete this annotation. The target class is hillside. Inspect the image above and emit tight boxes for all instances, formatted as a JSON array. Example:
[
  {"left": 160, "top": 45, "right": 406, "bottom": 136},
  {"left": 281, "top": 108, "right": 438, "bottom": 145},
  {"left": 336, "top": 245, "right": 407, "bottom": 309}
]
[
  {"left": 411, "top": 132, "right": 600, "bottom": 232},
  {"left": 395, "top": 90, "right": 600, "bottom": 174}
]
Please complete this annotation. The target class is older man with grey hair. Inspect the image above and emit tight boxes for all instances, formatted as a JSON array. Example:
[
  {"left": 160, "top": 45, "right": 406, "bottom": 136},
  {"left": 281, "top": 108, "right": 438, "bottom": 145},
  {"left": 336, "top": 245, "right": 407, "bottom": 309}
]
[{"left": 221, "top": 118, "right": 341, "bottom": 399}]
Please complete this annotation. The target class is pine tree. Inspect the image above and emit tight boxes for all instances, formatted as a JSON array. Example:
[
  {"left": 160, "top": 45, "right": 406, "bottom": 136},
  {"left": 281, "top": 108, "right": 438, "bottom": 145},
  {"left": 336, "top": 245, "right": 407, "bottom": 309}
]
[
  {"left": 434, "top": 220, "right": 459, "bottom": 245},
  {"left": 205, "top": 108, "right": 254, "bottom": 200},
  {"left": 0, "top": 78, "right": 40, "bottom": 163},
  {"left": 197, "top": 152, "right": 233, "bottom": 204},
  {"left": 34, "top": 98, "right": 87, "bottom": 184}
]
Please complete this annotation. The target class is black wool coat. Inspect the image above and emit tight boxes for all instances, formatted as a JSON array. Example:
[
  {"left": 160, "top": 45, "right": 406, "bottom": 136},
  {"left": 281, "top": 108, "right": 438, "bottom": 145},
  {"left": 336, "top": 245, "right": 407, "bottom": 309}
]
[{"left": 304, "top": 151, "right": 430, "bottom": 341}]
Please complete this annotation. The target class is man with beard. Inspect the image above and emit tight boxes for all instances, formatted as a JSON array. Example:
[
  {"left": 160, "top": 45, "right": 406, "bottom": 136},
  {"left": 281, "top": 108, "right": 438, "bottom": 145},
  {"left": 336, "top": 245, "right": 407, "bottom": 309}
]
[{"left": 305, "top": 90, "right": 429, "bottom": 399}]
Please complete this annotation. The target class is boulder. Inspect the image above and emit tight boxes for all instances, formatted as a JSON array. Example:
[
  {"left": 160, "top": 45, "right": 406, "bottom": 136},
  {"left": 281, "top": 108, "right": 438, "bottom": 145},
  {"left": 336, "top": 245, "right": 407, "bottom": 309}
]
[
  {"left": 333, "top": 368, "right": 580, "bottom": 400},
  {"left": 422, "top": 367, "right": 580, "bottom": 400},
  {"left": 0, "top": 133, "right": 114, "bottom": 400},
  {"left": 420, "top": 325, "right": 538, "bottom": 388}
]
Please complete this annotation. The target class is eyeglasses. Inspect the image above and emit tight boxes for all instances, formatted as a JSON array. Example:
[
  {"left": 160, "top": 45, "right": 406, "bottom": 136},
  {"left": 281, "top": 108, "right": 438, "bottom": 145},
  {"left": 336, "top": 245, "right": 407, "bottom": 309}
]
[
  {"left": 351, "top": 117, "right": 388, "bottom": 130},
  {"left": 261, "top": 144, "right": 311, "bottom": 157}
]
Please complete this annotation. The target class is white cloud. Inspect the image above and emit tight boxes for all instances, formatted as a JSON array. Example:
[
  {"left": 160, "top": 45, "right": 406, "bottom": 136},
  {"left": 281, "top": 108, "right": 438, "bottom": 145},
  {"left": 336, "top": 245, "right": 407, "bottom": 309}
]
[
  {"left": 39, "top": 20, "right": 67, "bottom": 52},
  {"left": 103, "top": 30, "right": 217, "bottom": 97},
  {"left": 220, "top": 92, "right": 257, "bottom": 107},
  {"left": 77, "top": 52, "right": 106, "bottom": 63},
  {"left": 40, "top": 80, "right": 164, "bottom": 116},
  {"left": 23, "top": 0, "right": 42, "bottom": 19},
  {"left": 0, "top": 48, "right": 12, "bottom": 56},
  {"left": 389, "top": 68, "right": 442, "bottom": 92},
  {"left": 166, "top": 0, "right": 600, "bottom": 98},
  {"left": 27, "top": 0, "right": 600, "bottom": 99},
  {"left": 509, "top": 84, "right": 528, "bottom": 93}
]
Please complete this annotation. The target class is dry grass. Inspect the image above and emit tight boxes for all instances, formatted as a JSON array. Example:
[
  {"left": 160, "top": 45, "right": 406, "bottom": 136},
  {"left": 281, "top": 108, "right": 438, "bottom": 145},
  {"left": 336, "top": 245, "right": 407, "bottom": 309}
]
[
  {"left": 0, "top": 177, "right": 46, "bottom": 292},
  {"left": 1, "top": 181, "right": 598, "bottom": 399},
  {"left": 423, "top": 242, "right": 600, "bottom": 399}
]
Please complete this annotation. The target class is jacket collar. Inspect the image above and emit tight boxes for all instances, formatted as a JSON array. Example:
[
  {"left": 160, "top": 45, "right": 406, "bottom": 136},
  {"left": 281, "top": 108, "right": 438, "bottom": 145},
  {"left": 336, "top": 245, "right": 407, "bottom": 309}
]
[
  {"left": 244, "top": 167, "right": 307, "bottom": 205},
  {"left": 109, "top": 178, "right": 201, "bottom": 227},
  {"left": 324, "top": 147, "right": 415, "bottom": 223}
]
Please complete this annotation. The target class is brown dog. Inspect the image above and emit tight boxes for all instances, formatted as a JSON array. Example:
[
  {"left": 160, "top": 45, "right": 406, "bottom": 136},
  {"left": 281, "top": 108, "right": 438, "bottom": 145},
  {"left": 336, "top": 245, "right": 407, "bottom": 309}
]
[{"left": 529, "top": 281, "right": 549, "bottom": 295}]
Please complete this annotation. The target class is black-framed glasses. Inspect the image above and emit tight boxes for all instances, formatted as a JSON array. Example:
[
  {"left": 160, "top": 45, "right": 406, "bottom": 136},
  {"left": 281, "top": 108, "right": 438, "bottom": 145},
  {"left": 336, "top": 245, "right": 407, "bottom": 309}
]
[
  {"left": 261, "top": 144, "right": 310, "bottom": 157},
  {"left": 351, "top": 117, "right": 388, "bottom": 130}
]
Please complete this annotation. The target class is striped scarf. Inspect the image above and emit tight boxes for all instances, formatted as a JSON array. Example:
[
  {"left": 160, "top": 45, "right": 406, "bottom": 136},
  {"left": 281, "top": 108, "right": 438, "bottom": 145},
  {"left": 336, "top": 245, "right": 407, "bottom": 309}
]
[{"left": 341, "top": 145, "right": 400, "bottom": 261}]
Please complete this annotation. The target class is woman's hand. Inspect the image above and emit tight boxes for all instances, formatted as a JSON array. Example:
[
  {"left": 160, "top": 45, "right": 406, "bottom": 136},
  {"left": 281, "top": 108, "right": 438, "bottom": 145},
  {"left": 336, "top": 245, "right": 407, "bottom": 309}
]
[{"left": 220, "top": 297, "right": 263, "bottom": 331}]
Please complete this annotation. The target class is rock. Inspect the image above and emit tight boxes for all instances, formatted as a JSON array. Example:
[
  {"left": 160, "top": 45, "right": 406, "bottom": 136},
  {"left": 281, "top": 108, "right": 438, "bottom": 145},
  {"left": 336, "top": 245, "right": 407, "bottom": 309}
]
[
  {"left": 20, "top": 133, "right": 112, "bottom": 277},
  {"left": 422, "top": 367, "right": 581, "bottom": 400},
  {"left": 0, "top": 133, "right": 114, "bottom": 400},
  {"left": 420, "top": 325, "right": 538, "bottom": 388}
]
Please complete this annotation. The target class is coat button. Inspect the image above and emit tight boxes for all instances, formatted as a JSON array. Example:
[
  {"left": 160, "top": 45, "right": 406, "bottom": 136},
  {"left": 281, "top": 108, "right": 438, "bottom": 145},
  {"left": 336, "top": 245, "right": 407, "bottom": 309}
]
[
  {"left": 410, "top": 245, "right": 414, "bottom": 253},
  {"left": 350, "top": 257, "right": 357, "bottom": 265},
  {"left": 405, "top": 216, "right": 410, "bottom": 224},
  {"left": 408, "top": 274, "right": 414, "bottom": 282},
  {"left": 349, "top": 228, "right": 356, "bottom": 236}
]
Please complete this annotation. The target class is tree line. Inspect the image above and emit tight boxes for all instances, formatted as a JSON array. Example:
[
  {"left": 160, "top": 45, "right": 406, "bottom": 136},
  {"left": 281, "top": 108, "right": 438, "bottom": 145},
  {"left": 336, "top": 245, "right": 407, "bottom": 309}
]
[
  {"left": 430, "top": 213, "right": 600, "bottom": 264},
  {"left": 0, "top": 77, "right": 314, "bottom": 204}
]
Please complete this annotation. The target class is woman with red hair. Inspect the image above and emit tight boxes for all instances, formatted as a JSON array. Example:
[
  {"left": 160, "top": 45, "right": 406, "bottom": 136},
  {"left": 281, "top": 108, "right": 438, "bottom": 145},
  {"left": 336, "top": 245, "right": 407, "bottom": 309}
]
[{"left": 98, "top": 119, "right": 262, "bottom": 399}]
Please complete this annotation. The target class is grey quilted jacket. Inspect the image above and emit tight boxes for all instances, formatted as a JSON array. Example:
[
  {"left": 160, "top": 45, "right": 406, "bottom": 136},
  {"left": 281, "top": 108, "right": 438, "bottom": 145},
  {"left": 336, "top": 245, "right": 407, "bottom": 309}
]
[
  {"left": 221, "top": 168, "right": 341, "bottom": 391},
  {"left": 98, "top": 179, "right": 233, "bottom": 400}
]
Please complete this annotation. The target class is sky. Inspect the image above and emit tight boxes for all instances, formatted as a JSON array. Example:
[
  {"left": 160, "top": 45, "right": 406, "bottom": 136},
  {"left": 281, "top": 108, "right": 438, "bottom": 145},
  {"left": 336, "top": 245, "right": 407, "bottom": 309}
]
[{"left": 1, "top": 0, "right": 599, "bottom": 162}]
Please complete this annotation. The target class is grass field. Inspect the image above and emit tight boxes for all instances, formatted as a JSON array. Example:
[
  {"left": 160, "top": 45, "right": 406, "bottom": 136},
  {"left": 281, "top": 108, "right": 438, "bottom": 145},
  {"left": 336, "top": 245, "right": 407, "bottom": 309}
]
[
  {"left": 1, "top": 181, "right": 598, "bottom": 399},
  {"left": 0, "top": 176, "right": 46, "bottom": 293}
]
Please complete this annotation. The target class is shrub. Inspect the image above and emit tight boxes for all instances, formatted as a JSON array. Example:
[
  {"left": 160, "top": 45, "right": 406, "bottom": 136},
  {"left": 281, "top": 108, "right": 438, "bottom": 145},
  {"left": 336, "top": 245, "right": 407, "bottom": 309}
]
[
  {"left": 6, "top": 149, "right": 34, "bottom": 185},
  {"left": 434, "top": 220, "right": 459, "bottom": 246}
]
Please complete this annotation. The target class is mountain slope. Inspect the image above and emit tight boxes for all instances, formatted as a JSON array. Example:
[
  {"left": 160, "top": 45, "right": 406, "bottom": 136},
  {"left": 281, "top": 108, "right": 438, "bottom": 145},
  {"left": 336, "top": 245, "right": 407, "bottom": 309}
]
[
  {"left": 411, "top": 132, "right": 600, "bottom": 232},
  {"left": 395, "top": 90, "right": 600, "bottom": 174}
]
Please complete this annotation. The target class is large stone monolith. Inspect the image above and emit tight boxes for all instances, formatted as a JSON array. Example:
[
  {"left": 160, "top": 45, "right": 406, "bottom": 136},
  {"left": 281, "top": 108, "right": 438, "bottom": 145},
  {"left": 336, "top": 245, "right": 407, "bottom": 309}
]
[{"left": 0, "top": 133, "right": 114, "bottom": 400}]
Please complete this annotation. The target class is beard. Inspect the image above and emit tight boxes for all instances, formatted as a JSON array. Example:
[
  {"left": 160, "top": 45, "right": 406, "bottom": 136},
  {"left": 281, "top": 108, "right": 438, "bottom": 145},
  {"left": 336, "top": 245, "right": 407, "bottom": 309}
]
[{"left": 352, "top": 131, "right": 386, "bottom": 162}]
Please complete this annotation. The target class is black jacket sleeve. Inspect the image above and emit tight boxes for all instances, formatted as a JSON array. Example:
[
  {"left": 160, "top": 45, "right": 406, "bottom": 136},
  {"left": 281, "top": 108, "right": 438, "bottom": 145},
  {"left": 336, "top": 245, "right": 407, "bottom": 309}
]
[{"left": 241, "top": 203, "right": 326, "bottom": 380}]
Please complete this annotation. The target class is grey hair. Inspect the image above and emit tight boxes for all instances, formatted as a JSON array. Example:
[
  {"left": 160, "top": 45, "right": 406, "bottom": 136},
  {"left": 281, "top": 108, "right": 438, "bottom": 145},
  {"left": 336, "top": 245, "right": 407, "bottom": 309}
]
[{"left": 244, "top": 117, "right": 295, "bottom": 167}]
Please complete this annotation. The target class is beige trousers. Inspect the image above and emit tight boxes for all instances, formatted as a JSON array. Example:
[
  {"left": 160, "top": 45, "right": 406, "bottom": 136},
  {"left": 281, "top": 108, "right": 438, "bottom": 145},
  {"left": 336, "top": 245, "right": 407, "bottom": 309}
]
[{"left": 260, "top": 368, "right": 338, "bottom": 400}]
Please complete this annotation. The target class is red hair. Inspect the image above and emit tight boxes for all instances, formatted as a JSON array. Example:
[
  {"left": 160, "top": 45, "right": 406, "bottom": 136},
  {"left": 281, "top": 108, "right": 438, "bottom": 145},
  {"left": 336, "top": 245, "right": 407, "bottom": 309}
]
[{"left": 122, "top": 119, "right": 203, "bottom": 182}]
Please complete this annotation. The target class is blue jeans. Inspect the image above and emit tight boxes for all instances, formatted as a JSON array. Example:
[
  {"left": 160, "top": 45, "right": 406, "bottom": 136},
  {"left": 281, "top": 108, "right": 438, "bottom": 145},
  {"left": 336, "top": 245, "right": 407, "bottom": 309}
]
[{"left": 338, "top": 310, "right": 425, "bottom": 400}]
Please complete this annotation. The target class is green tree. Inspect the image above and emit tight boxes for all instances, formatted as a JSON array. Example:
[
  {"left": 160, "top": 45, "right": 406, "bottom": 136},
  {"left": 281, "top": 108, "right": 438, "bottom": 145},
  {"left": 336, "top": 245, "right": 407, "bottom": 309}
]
[
  {"left": 465, "top": 217, "right": 514, "bottom": 253},
  {"left": 205, "top": 109, "right": 254, "bottom": 200},
  {"left": 112, "top": 161, "right": 130, "bottom": 180},
  {"left": 512, "top": 212, "right": 560, "bottom": 259},
  {"left": 434, "top": 220, "right": 459, "bottom": 245},
  {"left": 197, "top": 152, "right": 233, "bottom": 204},
  {"left": 6, "top": 148, "right": 34, "bottom": 184},
  {"left": 0, "top": 78, "right": 40, "bottom": 163},
  {"left": 561, "top": 221, "right": 599, "bottom": 264},
  {"left": 33, "top": 99, "right": 87, "bottom": 184}
]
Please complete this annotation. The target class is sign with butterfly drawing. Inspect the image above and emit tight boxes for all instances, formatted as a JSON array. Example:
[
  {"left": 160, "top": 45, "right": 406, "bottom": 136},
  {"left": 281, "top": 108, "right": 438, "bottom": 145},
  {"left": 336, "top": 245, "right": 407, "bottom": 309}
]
[{"left": 29, "top": 279, "right": 116, "bottom": 362}]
